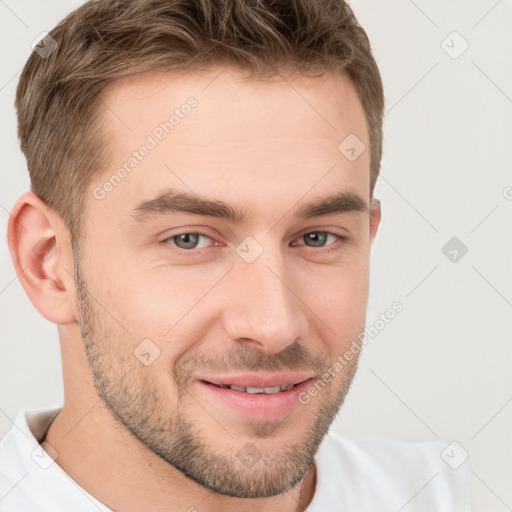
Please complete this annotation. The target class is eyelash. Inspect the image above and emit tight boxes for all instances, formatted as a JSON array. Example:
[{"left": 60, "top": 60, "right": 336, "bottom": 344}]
[{"left": 161, "top": 230, "right": 348, "bottom": 255}]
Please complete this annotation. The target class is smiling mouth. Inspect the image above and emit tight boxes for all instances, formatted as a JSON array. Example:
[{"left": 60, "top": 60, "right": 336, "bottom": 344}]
[
  {"left": 197, "top": 375, "right": 314, "bottom": 421},
  {"left": 202, "top": 382, "right": 298, "bottom": 394}
]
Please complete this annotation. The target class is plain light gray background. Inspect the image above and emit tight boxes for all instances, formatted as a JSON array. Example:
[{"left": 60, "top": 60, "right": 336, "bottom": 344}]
[{"left": 1, "top": 1, "right": 511, "bottom": 510}]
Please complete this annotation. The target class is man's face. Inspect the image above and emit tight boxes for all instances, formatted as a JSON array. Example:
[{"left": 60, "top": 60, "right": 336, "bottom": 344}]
[{"left": 75, "top": 68, "right": 378, "bottom": 498}]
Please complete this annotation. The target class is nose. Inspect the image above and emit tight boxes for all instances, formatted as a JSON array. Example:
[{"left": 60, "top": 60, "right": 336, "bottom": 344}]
[{"left": 222, "top": 244, "right": 307, "bottom": 354}]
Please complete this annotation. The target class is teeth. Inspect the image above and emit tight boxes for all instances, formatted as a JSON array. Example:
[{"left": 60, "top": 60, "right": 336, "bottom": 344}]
[
  {"left": 224, "top": 384, "right": 295, "bottom": 394},
  {"left": 245, "top": 387, "right": 263, "bottom": 394}
]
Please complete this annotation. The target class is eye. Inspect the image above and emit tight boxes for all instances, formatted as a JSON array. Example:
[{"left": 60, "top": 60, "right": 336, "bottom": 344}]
[
  {"left": 164, "top": 232, "right": 213, "bottom": 250},
  {"left": 295, "top": 231, "right": 346, "bottom": 248},
  {"left": 161, "top": 230, "right": 346, "bottom": 254}
]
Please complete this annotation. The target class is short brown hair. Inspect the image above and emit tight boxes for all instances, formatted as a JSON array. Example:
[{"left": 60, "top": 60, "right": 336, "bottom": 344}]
[{"left": 16, "top": 0, "right": 384, "bottom": 237}]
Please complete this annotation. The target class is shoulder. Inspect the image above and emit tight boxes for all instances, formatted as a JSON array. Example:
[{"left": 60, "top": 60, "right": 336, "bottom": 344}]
[
  {"left": 308, "top": 431, "right": 471, "bottom": 512},
  {"left": 0, "top": 408, "right": 112, "bottom": 512}
]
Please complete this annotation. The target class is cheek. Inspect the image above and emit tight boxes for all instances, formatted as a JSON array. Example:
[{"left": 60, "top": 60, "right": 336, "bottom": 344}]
[
  {"left": 301, "top": 263, "right": 369, "bottom": 350},
  {"left": 104, "top": 263, "right": 221, "bottom": 344}
]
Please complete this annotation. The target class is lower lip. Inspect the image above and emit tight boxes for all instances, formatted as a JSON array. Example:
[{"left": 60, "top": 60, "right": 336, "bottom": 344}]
[{"left": 197, "top": 379, "right": 313, "bottom": 422}]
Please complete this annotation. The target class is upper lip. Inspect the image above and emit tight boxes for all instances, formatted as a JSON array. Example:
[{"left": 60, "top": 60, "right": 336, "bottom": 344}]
[{"left": 198, "top": 372, "right": 315, "bottom": 388}]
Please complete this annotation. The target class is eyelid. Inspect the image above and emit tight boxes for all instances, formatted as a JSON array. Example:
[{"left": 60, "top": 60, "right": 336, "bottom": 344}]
[
  {"left": 161, "top": 231, "right": 216, "bottom": 247},
  {"left": 294, "top": 226, "right": 349, "bottom": 239},
  {"left": 159, "top": 225, "right": 217, "bottom": 242},
  {"left": 292, "top": 231, "right": 347, "bottom": 249}
]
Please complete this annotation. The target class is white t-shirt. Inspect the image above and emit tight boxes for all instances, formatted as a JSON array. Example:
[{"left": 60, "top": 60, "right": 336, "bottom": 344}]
[{"left": 0, "top": 407, "right": 471, "bottom": 511}]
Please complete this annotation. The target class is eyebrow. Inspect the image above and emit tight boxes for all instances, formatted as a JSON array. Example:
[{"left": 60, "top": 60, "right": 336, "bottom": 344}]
[{"left": 130, "top": 188, "right": 368, "bottom": 224}]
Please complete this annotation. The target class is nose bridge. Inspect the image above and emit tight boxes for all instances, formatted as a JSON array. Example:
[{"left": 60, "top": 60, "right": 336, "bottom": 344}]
[{"left": 224, "top": 241, "right": 304, "bottom": 351}]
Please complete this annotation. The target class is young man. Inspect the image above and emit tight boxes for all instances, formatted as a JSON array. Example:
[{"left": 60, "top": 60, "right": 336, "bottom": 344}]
[{"left": 2, "top": 0, "right": 470, "bottom": 510}]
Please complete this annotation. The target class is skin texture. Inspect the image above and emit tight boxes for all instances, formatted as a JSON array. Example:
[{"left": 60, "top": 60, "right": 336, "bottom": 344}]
[{"left": 8, "top": 67, "right": 381, "bottom": 512}]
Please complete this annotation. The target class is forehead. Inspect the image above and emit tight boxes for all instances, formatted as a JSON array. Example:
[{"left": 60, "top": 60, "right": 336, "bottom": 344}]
[{"left": 90, "top": 67, "right": 370, "bottom": 222}]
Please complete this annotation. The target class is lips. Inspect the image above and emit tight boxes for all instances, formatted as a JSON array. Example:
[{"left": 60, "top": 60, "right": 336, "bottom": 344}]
[
  {"left": 198, "top": 371, "right": 315, "bottom": 390},
  {"left": 196, "top": 373, "right": 315, "bottom": 421}
]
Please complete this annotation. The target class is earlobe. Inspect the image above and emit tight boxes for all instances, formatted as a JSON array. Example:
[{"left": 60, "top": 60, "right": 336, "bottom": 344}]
[{"left": 7, "top": 191, "right": 77, "bottom": 325}]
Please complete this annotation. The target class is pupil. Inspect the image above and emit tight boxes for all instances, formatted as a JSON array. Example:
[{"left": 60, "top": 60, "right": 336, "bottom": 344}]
[
  {"left": 177, "top": 233, "right": 199, "bottom": 249},
  {"left": 306, "top": 232, "right": 326, "bottom": 247}
]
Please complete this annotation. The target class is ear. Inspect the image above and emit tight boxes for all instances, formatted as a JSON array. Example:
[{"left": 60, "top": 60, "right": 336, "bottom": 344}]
[
  {"left": 369, "top": 197, "right": 381, "bottom": 245},
  {"left": 7, "top": 191, "right": 77, "bottom": 325}
]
